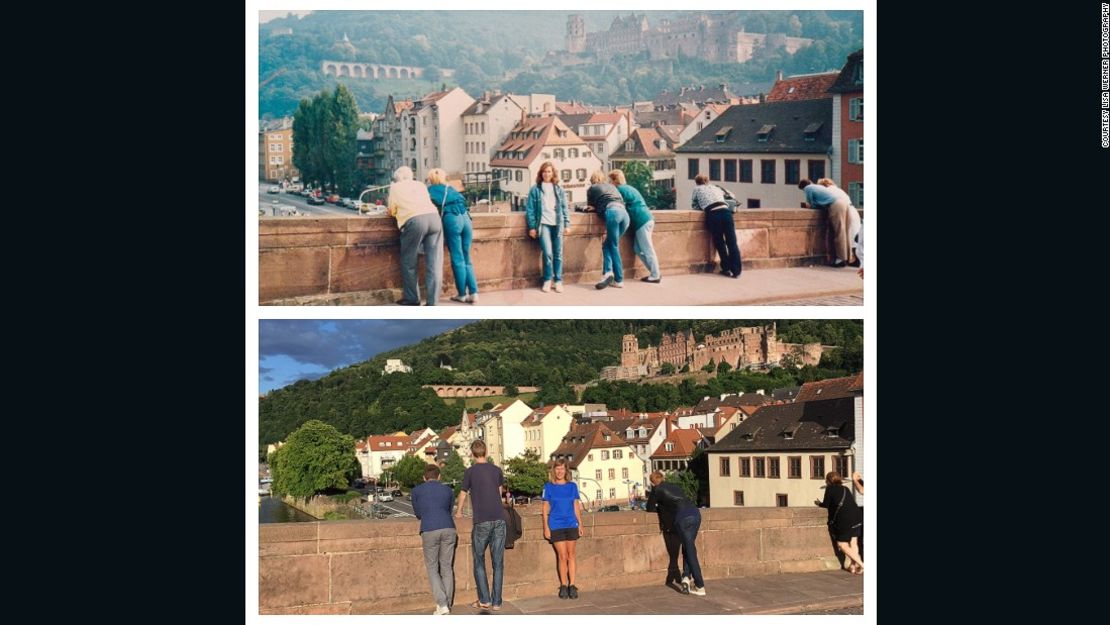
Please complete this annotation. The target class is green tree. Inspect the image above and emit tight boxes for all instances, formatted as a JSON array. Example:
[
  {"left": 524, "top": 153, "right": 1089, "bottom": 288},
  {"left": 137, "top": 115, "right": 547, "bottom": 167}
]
[
  {"left": 440, "top": 448, "right": 466, "bottom": 494},
  {"left": 393, "top": 454, "right": 429, "bottom": 489},
  {"left": 269, "top": 420, "right": 360, "bottom": 499},
  {"left": 505, "top": 385, "right": 519, "bottom": 397},
  {"left": 482, "top": 402, "right": 495, "bottom": 410},
  {"left": 702, "top": 360, "right": 717, "bottom": 373},
  {"left": 659, "top": 362, "right": 676, "bottom": 375},
  {"left": 505, "top": 450, "right": 549, "bottom": 496},
  {"left": 666, "top": 469, "right": 700, "bottom": 503},
  {"left": 717, "top": 361, "right": 732, "bottom": 374},
  {"left": 291, "top": 85, "right": 361, "bottom": 196},
  {"left": 621, "top": 160, "right": 656, "bottom": 204}
]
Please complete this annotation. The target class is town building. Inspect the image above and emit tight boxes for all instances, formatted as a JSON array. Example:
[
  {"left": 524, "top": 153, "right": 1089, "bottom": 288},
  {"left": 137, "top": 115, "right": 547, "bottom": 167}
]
[
  {"left": 462, "top": 92, "right": 557, "bottom": 178},
  {"left": 259, "top": 117, "right": 301, "bottom": 183},
  {"left": 369, "top": 95, "right": 413, "bottom": 186},
  {"left": 826, "top": 50, "right": 864, "bottom": 207},
  {"left": 382, "top": 359, "right": 412, "bottom": 374},
  {"left": 355, "top": 434, "right": 412, "bottom": 480},
  {"left": 474, "top": 399, "right": 534, "bottom": 465},
  {"left": 549, "top": 422, "right": 643, "bottom": 506},
  {"left": 521, "top": 404, "right": 575, "bottom": 460},
  {"left": 489, "top": 114, "right": 603, "bottom": 211},
  {"left": 609, "top": 127, "right": 677, "bottom": 192},
  {"left": 399, "top": 87, "right": 475, "bottom": 182}
]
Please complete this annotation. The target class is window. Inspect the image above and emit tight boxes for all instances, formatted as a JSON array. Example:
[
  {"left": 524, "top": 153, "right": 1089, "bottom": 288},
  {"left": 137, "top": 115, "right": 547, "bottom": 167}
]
[
  {"left": 769, "top": 457, "right": 780, "bottom": 478},
  {"left": 597, "top": 490, "right": 603, "bottom": 501},
  {"left": 849, "top": 139, "right": 863, "bottom": 164},
  {"left": 810, "top": 456, "right": 825, "bottom": 479},
  {"left": 687, "top": 158, "right": 699, "bottom": 180},
  {"left": 739, "top": 159, "right": 753, "bottom": 183},
  {"left": 849, "top": 182, "right": 863, "bottom": 207},
  {"left": 720, "top": 457, "right": 731, "bottom": 476},
  {"left": 760, "top": 160, "right": 775, "bottom": 184},
  {"left": 515, "top": 170, "right": 523, "bottom": 182},
  {"left": 776, "top": 494, "right": 788, "bottom": 507},
  {"left": 789, "top": 456, "right": 802, "bottom": 478},
  {"left": 595, "top": 469, "right": 602, "bottom": 480},
  {"left": 269, "top": 143, "right": 282, "bottom": 152},
  {"left": 613, "top": 450, "right": 622, "bottom": 459},
  {"left": 784, "top": 159, "right": 800, "bottom": 185},
  {"left": 601, "top": 450, "right": 610, "bottom": 460},
  {"left": 849, "top": 98, "right": 863, "bottom": 122},
  {"left": 709, "top": 159, "right": 721, "bottom": 181},
  {"left": 665, "top": 442, "right": 674, "bottom": 451},
  {"left": 608, "top": 468, "right": 615, "bottom": 480},
  {"left": 833, "top": 455, "right": 846, "bottom": 476},
  {"left": 622, "top": 467, "right": 629, "bottom": 479},
  {"left": 569, "top": 148, "right": 579, "bottom": 158},
  {"left": 756, "top": 124, "right": 775, "bottom": 142},
  {"left": 733, "top": 491, "right": 745, "bottom": 506},
  {"left": 562, "top": 169, "right": 572, "bottom": 182},
  {"left": 807, "top": 160, "right": 826, "bottom": 181},
  {"left": 577, "top": 168, "right": 587, "bottom": 181},
  {"left": 754, "top": 457, "right": 766, "bottom": 478},
  {"left": 724, "top": 159, "right": 737, "bottom": 182},
  {"left": 554, "top": 148, "right": 565, "bottom": 159},
  {"left": 609, "top": 488, "right": 616, "bottom": 499},
  {"left": 747, "top": 199, "right": 761, "bottom": 209},
  {"left": 739, "top": 456, "right": 751, "bottom": 477}
]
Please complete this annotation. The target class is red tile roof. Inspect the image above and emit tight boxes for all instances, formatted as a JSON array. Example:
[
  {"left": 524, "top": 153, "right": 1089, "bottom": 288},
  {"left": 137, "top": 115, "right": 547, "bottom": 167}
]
[
  {"left": 765, "top": 72, "right": 839, "bottom": 102},
  {"left": 795, "top": 374, "right": 863, "bottom": 403},
  {"left": 556, "top": 101, "right": 590, "bottom": 115},
  {"left": 651, "top": 428, "right": 705, "bottom": 459},
  {"left": 357, "top": 435, "right": 412, "bottom": 452},
  {"left": 549, "top": 422, "right": 633, "bottom": 469},
  {"left": 489, "top": 116, "right": 587, "bottom": 168}
]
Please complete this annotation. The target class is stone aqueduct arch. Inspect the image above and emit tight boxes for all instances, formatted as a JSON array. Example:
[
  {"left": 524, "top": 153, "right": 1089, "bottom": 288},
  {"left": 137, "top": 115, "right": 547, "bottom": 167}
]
[
  {"left": 321, "top": 61, "right": 428, "bottom": 80},
  {"left": 422, "top": 385, "right": 541, "bottom": 398}
]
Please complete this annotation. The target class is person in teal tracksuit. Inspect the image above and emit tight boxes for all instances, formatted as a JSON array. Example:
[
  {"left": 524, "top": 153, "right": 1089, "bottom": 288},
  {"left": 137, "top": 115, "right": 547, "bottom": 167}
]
[{"left": 609, "top": 169, "right": 661, "bottom": 283}]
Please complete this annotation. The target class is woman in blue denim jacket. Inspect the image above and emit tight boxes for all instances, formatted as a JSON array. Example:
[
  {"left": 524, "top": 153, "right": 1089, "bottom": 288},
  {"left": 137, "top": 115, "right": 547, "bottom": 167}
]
[
  {"left": 525, "top": 161, "right": 570, "bottom": 293},
  {"left": 427, "top": 168, "right": 479, "bottom": 304}
]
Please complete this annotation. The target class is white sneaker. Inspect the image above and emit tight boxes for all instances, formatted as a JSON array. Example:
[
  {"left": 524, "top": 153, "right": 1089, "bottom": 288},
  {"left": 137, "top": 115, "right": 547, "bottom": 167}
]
[
  {"left": 611, "top": 281, "right": 623, "bottom": 288},
  {"left": 553, "top": 282, "right": 563, "bottom": 293},
  {"left": 436, "top": 605, "right": 451, "bottom": 615},
  {"left": 689, "top": 585, "right": 706, "bottom": 597},
  {"left": 467, "top": 293, "right": 479, "bottom": 304},
  {"left": 542, "top": 280, "right": 552, "bottom": 293}
]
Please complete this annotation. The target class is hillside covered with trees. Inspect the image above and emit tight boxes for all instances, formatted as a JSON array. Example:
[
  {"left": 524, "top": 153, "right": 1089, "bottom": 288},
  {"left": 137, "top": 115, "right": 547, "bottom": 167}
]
[
  {"left": 259, "top": 10, "right": 862, "bottom": 117},
  {"left": 259, "top": 320, "right": 861, "bottom": 444}
]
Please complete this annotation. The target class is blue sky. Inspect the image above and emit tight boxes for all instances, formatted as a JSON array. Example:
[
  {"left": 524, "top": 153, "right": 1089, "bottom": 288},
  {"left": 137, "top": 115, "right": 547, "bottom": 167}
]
[{"left": 258, "top": 320, "right": 474, "bottom": 393}]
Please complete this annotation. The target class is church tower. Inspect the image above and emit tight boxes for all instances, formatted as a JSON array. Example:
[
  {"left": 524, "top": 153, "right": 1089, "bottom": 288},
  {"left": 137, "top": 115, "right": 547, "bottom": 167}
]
[{"left": 621, "top": 334, "right": 639, "bottom": 366}]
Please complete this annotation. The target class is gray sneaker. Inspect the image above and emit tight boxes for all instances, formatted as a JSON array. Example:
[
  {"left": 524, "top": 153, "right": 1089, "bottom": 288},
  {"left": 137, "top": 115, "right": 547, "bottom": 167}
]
[
  {"left": 610, "top": 280, "right": 623, "bottom": 288},
  {"left": 595, "top": 274, "right": 614, "bottom": 290}
]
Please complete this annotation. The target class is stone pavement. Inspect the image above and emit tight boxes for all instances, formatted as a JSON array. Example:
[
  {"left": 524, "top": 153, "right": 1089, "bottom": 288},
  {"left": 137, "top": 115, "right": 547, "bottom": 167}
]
[
  {"left": 438, "top": 266, "right": 863, "bottom": 307},
  {"left": 397, "top": 570, "right": 863, "bottom": 615}
]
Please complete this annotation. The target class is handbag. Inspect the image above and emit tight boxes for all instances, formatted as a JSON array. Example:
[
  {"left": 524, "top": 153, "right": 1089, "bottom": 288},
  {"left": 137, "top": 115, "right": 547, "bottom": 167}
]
[{"left": 828, "top": 486, "right": 847, "bottom": 527}]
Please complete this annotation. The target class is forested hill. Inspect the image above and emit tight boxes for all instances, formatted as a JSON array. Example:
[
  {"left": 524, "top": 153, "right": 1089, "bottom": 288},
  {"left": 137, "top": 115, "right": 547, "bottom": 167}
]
[
  {"left": 259, "top": 10, "right": 862, "bottom": 118},
  {"left": 258, "top": 320, "right": 861, "bottom": 444}
]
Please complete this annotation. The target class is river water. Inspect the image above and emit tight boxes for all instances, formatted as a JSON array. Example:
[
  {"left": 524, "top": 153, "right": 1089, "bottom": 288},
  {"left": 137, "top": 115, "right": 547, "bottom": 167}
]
[{"left": 258, "top": 495, "right": 318, "bottom": 523}]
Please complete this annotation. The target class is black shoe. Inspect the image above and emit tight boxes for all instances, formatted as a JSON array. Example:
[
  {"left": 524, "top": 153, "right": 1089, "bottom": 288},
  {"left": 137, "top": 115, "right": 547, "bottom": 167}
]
[
  {"left": 641, "top": 276, "right": 662, "bottom": 283},
  {"left": 567, "top": 585, "right": 579, "bottom": 599},
  {"left": 831, "top": 260, "right": 847, "bottom": 268},
  {"left": 595, "top": 274, "right": 614, "bottom": 290},
  {"left": 849, "top": 258, "right": 861, "bottom": 267},
  {"left": 718, "top": 269, "right": 732, "bottom": 276},
  {"left": 396, "top": 299, "right": 420, "bottom": 306},
  {"left": 559, "top": 585, "right": 568, "bottom": 599},
  {"left": 731, "top": 271, "right": 741, "bottom": 279}
]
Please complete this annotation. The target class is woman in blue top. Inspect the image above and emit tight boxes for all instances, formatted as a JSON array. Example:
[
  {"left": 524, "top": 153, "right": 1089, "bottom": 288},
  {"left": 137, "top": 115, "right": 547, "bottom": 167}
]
[
  {"left": 525, "top": 161, "right": 570, "bottom": 293},
  {"left": 609, "top": 169, "right": 661, "bottom": 283},
  {"left": 542, "top": 459, "right": 584, "bottom": 600},
  {"left": 427, "top": 169, "right": 478, "bottom": 304}
]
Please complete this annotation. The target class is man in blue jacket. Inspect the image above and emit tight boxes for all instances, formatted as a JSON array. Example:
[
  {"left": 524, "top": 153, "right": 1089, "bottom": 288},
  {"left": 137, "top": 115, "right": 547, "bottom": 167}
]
[{"left": 411, "top": 463, "right": 458, "bottom": 615}]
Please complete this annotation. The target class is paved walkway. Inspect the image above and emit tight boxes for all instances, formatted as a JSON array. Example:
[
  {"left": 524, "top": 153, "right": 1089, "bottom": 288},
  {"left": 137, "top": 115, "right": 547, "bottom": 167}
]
[
  {"left": 439, "top": 266, "right": 863, "bottom": 307},
  {"left": 398, "top": 570, "right": 863, "bottom": 615}
]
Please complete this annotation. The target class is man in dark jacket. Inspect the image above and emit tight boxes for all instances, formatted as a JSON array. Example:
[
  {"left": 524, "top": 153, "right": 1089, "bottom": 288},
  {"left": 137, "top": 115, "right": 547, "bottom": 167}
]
[
  {"left": 646, "top": 478, "right": 683, "bottom": 589},
  {"left": 647, "top": 470, "right": 706, "bottom": 596},
  {"left": 411, "top": 463, "right": 457, "bottom": 615}
]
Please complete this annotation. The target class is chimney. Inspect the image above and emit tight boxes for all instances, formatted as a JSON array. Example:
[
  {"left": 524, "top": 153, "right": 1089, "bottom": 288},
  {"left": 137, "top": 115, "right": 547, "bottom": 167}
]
[
  {"left": 759, "top": 93, "right": 766, "bottom": 104},
  {"left": 776, "top": 70, "right": 783, "bottom": 82}
]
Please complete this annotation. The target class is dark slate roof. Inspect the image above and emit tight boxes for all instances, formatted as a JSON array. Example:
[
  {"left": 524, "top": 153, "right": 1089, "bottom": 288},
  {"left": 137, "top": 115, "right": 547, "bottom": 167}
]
[
  {"left": 708, "top": 397, "right": 854, "bottom": 452},
  {"left": 795, "top": 374, "right": 862, "bottom": 403},
  {"left": 772, "top": 386, "right": 800, "bottom": 402},
  {"left": 826, "top": 49, "right": 864, "bottom": 94},
  {"left": 557, "top": 113, "right": 593, "bottom": 132},
  {"left": 675, "top": 99, "right": 832, "bottom": 155}
]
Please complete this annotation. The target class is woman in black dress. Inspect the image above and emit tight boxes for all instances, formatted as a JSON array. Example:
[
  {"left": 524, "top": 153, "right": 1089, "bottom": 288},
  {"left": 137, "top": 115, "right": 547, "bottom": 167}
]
[{"left": 815, "top": 471, "right": 864, "bottom": 574}]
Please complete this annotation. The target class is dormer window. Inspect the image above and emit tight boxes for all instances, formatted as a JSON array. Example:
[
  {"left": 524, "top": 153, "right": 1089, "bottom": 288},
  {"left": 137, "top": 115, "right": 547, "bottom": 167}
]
[
  {"left": 804, "top": 122, "right": 822, "bottom": 142},
  {"left": 781, "top": 424, "right": 800, "bottom": 440},
  {"left": 825, "top": 427, "right": 840, "bottom": 438},
  {"left": 604, "top": 434, "right": 611, "bottom": 441},
  {"left": 665, "top": 442, "right": 674, "bottom": 451},
  {"left": 756, "top": 124, "right": 775, "bottom": 142},
  {"left": 715, "top": 126, "right": 732, "bottom": 143}
]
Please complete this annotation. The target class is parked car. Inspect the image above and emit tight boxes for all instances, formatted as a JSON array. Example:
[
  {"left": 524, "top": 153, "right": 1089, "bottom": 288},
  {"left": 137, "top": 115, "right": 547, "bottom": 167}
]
[
  {"left": 391, "top": 489, "right": 403, "bottom": 498},
  {"left": 307, "top": 195, "right": 325, "bottom": 205},
  {"left": 513, "top": 495, "right": 531, "bottom": 505},
  {"left": 325, "top": 194, "right": 341, "bottom": 204},
  {"left": 267, "top": 185, "right": 280, "bottom": 194},
  {"left": 599, "top": 505, "right": 621, "bottom": 512},
  {"left": 377, "top": 491, "right": 394, "bottom": 502}
]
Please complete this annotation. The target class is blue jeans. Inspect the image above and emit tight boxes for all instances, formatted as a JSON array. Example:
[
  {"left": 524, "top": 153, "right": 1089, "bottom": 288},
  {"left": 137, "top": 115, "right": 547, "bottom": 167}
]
[
  {"left": 471, "top": 519, "right": 506, "bottom": 606},
  {"left": 633, "top": 220, "right": 660, "bottom": 279},
  {"left": 676, "top": 511, "right": 704, "bottom": 588},
  {"left": 443, "top": 213, "right": 478, "bottom": 297},
  {"left": 537, "top": 223, "right": 563, "bottom": 282},
  {"left": 601, "top": 205, "right": 630, "bottom": 283}
]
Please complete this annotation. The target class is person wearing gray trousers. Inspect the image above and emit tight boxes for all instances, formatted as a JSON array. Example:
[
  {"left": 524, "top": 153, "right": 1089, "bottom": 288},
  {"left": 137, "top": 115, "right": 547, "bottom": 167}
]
[
  {"left": 421, "top": 527, "right": 458, "bottom": 612},
  {"left": 399, "top": 212, "right": 444, "bottom": 305}
]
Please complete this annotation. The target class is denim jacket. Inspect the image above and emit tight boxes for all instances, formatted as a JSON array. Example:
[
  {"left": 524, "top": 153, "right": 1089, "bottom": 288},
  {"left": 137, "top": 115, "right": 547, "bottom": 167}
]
[{"left": 525, "top": 183, "right": 569, "bottom": 231}]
